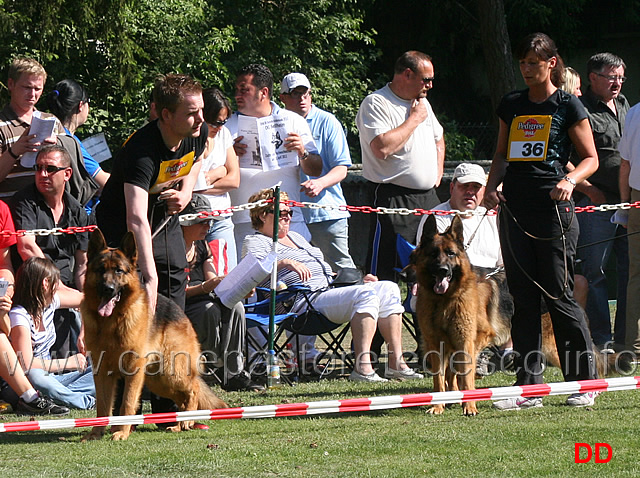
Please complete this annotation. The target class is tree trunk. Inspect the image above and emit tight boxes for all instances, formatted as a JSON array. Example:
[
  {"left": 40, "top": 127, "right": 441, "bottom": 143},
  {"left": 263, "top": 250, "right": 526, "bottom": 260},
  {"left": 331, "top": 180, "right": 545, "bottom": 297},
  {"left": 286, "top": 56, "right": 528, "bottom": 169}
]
[{"left": 476, "top": 0, "right": 516, "bottom": 113}]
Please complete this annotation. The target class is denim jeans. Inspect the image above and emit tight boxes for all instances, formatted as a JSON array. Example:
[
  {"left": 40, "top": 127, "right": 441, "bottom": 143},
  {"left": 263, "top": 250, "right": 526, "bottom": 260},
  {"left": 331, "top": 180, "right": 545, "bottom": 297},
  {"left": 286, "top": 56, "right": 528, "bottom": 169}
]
[
  {"left": 27, "top": 366, "right": 96, "bottom": 410},
  {"left": 576, "top": 197, "right": 628, "bottom": 345}
]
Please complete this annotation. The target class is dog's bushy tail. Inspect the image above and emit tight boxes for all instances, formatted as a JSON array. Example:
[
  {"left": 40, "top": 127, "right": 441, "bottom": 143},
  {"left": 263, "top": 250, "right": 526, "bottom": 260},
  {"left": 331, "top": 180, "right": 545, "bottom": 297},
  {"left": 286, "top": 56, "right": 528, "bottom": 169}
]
[
  {"left": 600, "top": 351, "right": 634, "bottom": 377},
  {"left": 197, "top": 378, "right": 229, "bottom": 410},
  {"left": 486, "top": 279, "right": 511, "bottom": 347}
]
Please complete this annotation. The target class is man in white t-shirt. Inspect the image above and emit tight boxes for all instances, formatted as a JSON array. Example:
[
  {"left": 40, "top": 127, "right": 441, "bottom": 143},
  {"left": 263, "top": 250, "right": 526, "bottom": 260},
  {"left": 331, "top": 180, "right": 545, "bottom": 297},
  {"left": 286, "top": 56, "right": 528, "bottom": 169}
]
[
  {"left": 356, "top": 50, "right": 445, "bottom": 282},
  {"left": 226, "top": 64, "right": 322, "bottom": 262},
  {"left": 416, "top": 162, "right": 501, "bottom": 269}
]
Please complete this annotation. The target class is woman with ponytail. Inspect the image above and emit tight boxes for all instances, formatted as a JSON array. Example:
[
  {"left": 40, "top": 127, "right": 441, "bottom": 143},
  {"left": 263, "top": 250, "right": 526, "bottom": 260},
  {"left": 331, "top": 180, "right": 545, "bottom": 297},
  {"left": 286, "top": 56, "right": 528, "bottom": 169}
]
[{"left": 47, "top": 80, "right": 109, "bottom": 213}]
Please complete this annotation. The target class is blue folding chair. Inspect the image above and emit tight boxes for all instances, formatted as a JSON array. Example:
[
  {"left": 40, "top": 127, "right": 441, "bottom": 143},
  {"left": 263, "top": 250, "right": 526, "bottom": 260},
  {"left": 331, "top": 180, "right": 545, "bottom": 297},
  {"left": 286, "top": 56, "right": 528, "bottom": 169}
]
[
  {"left": 244, "top": 285, "right": 353, "bottom": 383},
  {"left": 394, "top": 234, "right": 419, "bottom": 343}
]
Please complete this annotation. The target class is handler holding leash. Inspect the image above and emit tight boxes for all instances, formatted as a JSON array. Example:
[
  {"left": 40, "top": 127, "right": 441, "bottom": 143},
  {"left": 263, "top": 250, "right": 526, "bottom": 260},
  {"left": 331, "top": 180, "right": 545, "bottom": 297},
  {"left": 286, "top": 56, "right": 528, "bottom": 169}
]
[{"left": 484, "top": 33, "right": 599, "bottom": 410}]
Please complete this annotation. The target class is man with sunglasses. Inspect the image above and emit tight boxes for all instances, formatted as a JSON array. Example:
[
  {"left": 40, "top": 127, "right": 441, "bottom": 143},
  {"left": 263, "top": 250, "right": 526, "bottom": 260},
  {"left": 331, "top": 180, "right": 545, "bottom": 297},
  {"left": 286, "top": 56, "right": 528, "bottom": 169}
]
[
  {"left": 572, "top": 52, "right": 630, "bottom": 351},
  {"left": 9, "top": 144, "right": 92, "bottom": 357},
  {"left": 279, "top": 73, "right": 355, "bottom": 272},
  {"left": 356, "top": 50, "right": 445, "bottom": 283}
]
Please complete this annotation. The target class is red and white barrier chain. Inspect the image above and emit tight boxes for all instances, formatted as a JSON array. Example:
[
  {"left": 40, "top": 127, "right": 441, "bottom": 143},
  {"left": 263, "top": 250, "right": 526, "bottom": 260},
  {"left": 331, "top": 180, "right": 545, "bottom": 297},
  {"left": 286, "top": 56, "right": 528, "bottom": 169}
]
[
  {"left": 2, "top": 199, "right": 639, "bottom": 238},
  {"left": 1, "top": 376, "right": 638, "bottom": 434}
]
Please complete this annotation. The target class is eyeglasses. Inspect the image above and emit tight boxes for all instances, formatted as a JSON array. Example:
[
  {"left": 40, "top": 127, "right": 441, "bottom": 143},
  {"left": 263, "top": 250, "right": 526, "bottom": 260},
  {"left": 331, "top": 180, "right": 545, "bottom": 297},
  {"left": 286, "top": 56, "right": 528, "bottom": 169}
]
[
  {"left": 285, "top": 90, "right": 311, "bottom": 100},
  {"left": 421, "top": 77, "right": 435, "bottom": 84},
  {"left": 208, "top": 118, "right": 228, "bottom": 128},
  {"left": 33, "top": 164, "right": 68, "bottom": 175},
  {"left": 267, "top": 209, "right": 293, "bottom": 218},
  {"left": 596, "top": 73, "right": 626, "bottom": 83}
]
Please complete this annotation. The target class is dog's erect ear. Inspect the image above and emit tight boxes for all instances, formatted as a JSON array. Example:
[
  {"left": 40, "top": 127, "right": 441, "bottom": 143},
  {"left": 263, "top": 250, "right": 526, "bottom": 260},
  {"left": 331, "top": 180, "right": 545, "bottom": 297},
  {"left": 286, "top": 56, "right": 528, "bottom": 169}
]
[
  {"left": 448, "top": 214, "right": 465, "bottom": 246},
  {"left": 420, "top": 214, "right": 438, "bottom": 247},
  {"left": 88, "top": 228, "right": 108, "bottom": 260},
  {"left": 120, "top": 232, "right": 138, "bottom": 265}
]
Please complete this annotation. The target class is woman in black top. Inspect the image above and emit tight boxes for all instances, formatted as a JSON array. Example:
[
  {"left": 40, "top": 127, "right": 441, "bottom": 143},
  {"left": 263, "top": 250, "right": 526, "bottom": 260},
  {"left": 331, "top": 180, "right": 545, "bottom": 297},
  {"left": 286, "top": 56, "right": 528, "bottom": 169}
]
[{"left": 484, "top": 33, "right": 599, "bottom": 410}]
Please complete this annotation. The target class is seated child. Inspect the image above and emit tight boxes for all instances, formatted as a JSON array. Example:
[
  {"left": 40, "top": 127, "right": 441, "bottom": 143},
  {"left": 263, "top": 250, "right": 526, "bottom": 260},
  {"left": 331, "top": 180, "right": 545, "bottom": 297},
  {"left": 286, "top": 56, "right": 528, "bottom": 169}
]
[{"left": 9, "top": 257, "right": 95, "bottom": 410}]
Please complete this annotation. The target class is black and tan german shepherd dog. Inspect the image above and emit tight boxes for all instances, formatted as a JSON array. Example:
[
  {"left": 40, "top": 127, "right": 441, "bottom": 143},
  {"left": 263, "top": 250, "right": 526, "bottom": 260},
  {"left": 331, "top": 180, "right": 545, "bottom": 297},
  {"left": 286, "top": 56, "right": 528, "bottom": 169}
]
[
  {"left": 412, "top": 215, "right": 508, "bottom": 416},
  {"left": 412, "top": 215, "right": 630, "bottom": 416},
  {"left": 81, "top": 229, "right": 227, "bottom": 441}
]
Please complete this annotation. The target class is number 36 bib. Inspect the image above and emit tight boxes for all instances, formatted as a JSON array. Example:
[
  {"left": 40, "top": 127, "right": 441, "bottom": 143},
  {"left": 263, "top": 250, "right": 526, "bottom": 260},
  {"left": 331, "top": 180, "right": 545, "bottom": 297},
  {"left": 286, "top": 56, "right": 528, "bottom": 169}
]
[{"left": 507, "top": 115, "right": 552, "bottom": 161}]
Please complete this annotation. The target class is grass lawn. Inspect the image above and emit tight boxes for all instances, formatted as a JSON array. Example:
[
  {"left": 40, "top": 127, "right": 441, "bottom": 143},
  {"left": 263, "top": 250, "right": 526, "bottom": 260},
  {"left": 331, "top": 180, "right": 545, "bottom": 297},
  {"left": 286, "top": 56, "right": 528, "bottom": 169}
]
[
  {"left": 1, "top": 302, "right": 635, "bottom": 477},
  {"left": 1, "top": 364, "right": 639, "bottom": 477}
]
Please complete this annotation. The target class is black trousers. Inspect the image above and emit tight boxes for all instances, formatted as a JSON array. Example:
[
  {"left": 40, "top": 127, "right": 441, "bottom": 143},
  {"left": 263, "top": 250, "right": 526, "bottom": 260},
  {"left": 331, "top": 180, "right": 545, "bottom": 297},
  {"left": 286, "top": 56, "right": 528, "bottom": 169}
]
[
  {"left": 499, "top": 202, "right": 597, "bottom": 385},
  {"left": 365, "top": 182, "right": 439, "bottom": 281},
  {"left": 366, "top": 182, "right": 439, "bottom": 356}
]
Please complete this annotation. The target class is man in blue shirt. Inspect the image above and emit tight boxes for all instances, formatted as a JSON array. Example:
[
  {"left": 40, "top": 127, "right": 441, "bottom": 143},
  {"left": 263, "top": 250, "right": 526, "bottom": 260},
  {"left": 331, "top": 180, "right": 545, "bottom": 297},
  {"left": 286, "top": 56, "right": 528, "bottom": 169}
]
[{"left": 280, "top": 73, "right": 355, "bottom": 271}]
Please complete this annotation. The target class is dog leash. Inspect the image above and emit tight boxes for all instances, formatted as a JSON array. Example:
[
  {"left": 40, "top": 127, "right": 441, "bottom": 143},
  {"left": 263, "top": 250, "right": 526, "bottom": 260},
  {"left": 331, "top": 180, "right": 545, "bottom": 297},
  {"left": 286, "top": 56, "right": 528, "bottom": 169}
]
[
  {"left": 500, "top": 201, "right": 570, "bottom": 301},
  {"left": 464, "top": 209, "right": 489, "bottom": 251},
  {"left": 151, "top": 215, "right": 172, "bottom": 240}
]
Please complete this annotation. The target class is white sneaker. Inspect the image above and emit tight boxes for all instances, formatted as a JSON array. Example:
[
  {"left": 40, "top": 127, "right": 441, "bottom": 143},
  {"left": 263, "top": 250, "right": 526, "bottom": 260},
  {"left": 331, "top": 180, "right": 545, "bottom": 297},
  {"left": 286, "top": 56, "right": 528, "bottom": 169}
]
[
  {"left": 493, "top": 396, "right": 543, "bottom": 411},
  {"left": 384, "top": 368, "right": 424, "bottom": 380},
  {"left": 566, "top": 391, "right": 599, "bottom": 407},
  {"left": 349, "top": 370, "right": 388, "bottom": 383}
]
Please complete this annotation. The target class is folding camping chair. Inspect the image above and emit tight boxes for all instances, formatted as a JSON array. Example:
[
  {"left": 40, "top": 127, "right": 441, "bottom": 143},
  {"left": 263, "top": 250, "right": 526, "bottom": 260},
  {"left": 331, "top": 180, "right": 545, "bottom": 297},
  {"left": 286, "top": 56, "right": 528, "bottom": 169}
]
[
  {"left": 394, "top": 234, "right": 419, "bottom": 344},
  {"left": 244, "top": 284, "right": 354, "bottom": 383}
]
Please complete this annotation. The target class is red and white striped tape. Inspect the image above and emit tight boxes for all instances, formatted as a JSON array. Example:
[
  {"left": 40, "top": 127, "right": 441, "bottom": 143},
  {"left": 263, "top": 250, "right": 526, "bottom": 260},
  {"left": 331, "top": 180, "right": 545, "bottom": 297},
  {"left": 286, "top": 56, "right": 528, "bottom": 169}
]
[{"left": 1, "top": 376, "right": 638, "bottom": 434}]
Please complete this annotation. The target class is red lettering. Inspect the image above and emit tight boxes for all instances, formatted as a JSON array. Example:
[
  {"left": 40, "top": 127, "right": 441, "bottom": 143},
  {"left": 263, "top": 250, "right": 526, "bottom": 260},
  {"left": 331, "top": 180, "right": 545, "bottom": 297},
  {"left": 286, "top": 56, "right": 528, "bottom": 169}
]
[
  {"left": 575, "top": 443, "right": 612, "bottom": 463},
  {"left": 595, "top": 443, "right": 612, "bottom": 463},
  {"left": 575, "top": 443, "right": 592, "bottom": 463}
]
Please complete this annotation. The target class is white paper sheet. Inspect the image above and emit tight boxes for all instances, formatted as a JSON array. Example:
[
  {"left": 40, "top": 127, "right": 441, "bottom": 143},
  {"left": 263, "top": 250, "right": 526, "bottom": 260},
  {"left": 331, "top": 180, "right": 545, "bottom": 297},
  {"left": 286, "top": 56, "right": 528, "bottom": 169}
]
[
  {"left": 214, "top": 251, "right": 276, "bottom": 308},
  {"left": 21, "top": 116, "right": 57, "bottom": 168},
  {"left": 83, "top": 132, "right": 112, "bottom": 163}
]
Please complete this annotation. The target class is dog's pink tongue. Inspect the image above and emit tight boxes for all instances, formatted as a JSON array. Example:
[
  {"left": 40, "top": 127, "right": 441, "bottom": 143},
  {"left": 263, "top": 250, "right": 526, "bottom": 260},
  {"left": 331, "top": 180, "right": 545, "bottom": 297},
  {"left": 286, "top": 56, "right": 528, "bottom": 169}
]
[
  {"left": 98, "top": 297, "right": 118, "bottom": 317},
  {"left": 434, "top": 277, "right": 450, "bottom": 295}
]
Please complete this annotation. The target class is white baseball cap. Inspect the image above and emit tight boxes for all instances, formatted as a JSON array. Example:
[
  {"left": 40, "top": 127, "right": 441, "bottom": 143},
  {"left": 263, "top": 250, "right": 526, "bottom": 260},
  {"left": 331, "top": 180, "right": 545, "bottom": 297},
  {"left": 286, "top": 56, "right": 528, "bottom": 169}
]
[
  {"left": 281, "top": 73, "right": 311, "bottom": 94},
  {"left": 453, "top": 163, "right": 487, "bottom": 186}
]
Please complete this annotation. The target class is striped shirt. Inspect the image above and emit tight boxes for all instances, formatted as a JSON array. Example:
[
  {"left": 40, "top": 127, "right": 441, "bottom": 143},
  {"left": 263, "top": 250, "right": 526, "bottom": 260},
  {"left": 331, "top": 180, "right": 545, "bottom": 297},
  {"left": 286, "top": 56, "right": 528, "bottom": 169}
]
[
  {"left": 242, "top": 231, "right": 334, "bottom": 309},
  {"left": 0, "top": 106, "right": 65, "bottom": 199}
]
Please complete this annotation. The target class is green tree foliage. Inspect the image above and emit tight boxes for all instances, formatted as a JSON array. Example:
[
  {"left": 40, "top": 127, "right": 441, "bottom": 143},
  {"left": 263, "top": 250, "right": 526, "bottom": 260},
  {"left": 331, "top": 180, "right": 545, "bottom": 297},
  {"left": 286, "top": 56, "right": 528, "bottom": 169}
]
[
  {"left": 0, "top": 0, "right": 376, "bottom": 152},
  {"left": 3, "top": 0, "right": 638, "bottom": 164},
  {"left": 212, "top": 0, "right": 377, "bottom": 136}
]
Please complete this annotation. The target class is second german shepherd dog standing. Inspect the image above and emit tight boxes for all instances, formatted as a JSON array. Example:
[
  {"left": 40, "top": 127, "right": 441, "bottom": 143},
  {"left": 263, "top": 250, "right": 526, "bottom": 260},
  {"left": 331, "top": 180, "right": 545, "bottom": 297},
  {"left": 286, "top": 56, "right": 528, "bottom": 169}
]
[
  {"left": 413, "top": 215, "right": 509, "bottom": 416},
  {"left": 81, "top": 229, "right": 227, "bottom": 441}
]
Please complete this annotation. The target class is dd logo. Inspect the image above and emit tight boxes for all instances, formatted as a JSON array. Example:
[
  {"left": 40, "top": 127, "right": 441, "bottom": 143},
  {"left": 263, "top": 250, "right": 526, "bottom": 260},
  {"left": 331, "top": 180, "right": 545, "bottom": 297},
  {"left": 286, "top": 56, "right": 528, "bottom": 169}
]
[{"left": 574, "top": 443, "right": 612, "bottom": 463}]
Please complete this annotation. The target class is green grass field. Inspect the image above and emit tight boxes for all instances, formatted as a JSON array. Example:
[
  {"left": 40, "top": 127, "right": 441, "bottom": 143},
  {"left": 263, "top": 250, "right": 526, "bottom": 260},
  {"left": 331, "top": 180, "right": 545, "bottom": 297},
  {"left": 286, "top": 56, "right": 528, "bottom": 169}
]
[
  {"left": 2, "top": 363, "right": 639, "bottom": 477},
  {"left": 1, "top": 303, "right": 635, "bottom": 477}
]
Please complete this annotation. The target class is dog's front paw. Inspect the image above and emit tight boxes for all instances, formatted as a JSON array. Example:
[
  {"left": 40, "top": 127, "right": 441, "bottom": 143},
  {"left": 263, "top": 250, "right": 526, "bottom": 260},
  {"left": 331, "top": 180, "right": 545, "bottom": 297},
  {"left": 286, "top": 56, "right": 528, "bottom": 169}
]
[
  {"left": 427, "top": 405, "right": 445, "bottom": 415},
  {"left": 111, "top": 430, "right": 131, "bottom": 441},
  {"left": 81, "top": 429, "right": 104, "bottom": 442},
  {"left": 462, "top": 403, "right": 479, "bottom": 416}
]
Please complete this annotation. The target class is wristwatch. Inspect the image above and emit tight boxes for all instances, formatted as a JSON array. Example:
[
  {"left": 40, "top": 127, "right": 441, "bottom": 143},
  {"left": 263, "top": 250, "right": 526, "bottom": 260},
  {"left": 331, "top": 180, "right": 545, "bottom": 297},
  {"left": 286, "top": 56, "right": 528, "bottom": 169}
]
[
  {"left": 7, "top": 147, "right": 19, "bottom": 160},
  {"left": 562, "top": 176, "right": 576, "bottom": 186},
  {"left": 300, "top": 150, "right": 310, "bottom": 160}
]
